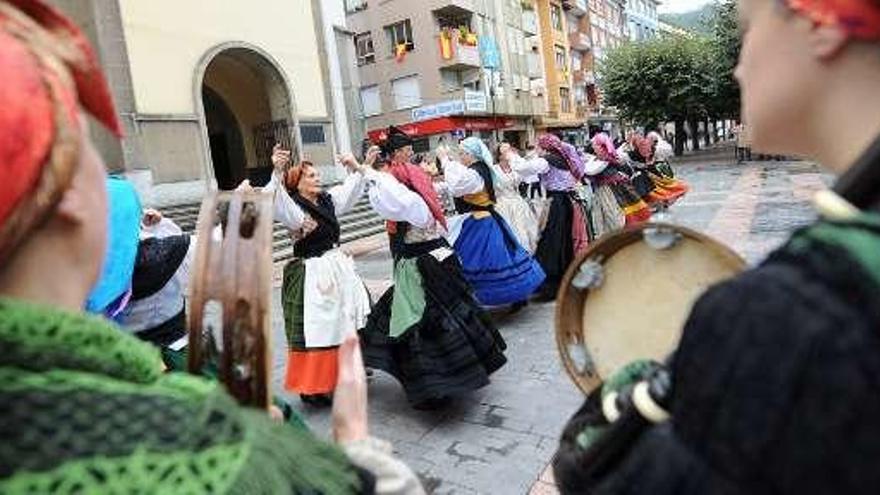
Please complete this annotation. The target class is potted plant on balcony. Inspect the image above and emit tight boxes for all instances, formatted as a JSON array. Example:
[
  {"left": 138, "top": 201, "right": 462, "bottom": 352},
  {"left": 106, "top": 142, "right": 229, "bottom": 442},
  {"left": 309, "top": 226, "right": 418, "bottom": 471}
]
[{"left": 458, "top": 25, "right": 478, "bottom": 46}]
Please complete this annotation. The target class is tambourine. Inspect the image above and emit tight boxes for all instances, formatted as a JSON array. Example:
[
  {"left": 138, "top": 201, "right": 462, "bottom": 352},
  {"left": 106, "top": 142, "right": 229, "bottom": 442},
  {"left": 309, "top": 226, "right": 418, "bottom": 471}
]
[
  {"left": 188, "top": 190, "right": 274, "bottom": 409},
  {"left": 556, "top": 223, "right": 746, "bottom": 395}
]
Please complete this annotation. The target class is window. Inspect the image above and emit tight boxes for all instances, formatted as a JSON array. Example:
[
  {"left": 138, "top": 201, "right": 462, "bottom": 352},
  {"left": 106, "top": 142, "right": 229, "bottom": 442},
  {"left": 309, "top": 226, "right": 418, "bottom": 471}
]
[
  {"left": 391, "top": 75, "right": 421, "bottom": 110},
  {"left": 551, "top": 4, "right": 563, "bottom": 31},
  {"left": 344, "top": 0, "right": 367, "bottom": 12},
  {"left": 560, "top": 87, "right": 571, "bottom": 113},
  {"left": 571, "top": 51, "right": 582, "bottom": 71},
  {"left": 554, "top": 45, "right": 567, "bottom": 70},
  {"left": 354, "top": 32, "right": 375, "bottom": 66},
  {"left": 440, "top": 69, "right": 462, "bottom": 92},
  {"left": 360, "top": 85, "right": 381, "bottom": 117},
  {"left": 384, "top": 19, "right": 414, "bottom": 56},
  {"left": 300, "top": 124, "right": 326, "bottom": 145}
]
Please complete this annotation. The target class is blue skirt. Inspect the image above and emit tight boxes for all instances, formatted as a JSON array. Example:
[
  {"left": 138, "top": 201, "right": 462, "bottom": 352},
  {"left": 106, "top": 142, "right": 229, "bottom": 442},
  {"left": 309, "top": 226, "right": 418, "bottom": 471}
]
[{"left": 453, "top": 212, "right": 546, "bottom": 306}]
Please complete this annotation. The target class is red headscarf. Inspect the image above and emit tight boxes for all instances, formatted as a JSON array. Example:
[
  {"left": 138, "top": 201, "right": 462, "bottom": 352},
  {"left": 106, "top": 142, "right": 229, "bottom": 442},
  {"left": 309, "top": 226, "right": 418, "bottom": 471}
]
[
  {"left": 388, "top": 161, "right": 447, "bottom": 229},
  {"left": 787, "top": 0, "right": 880, "bottom": 39},
  {"left": 0, "top": 0, "right": 120, "bottom": 261}
]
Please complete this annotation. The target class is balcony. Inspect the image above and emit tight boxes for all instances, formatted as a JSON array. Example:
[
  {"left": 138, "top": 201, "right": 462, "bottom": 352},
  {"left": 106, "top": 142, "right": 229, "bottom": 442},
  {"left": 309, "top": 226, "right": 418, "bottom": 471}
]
[
  {"left": 429, "top": 0, "right": 477, "bottom": 18},
  {"left": 437, "top": 30, "right": 482, "bottom": 70},
  {"left": 527, "top": 53, "right": 543, "bottom": 79},
  {"left": 562, "top": 0, "right": 588, "bottom": 16},
  {"left": 522, "top": 10, "right": 539, "bottom": 35},
  {"left": 569, "top": 31, "right": 591, "bottom": 51},
  {"left": 572, "top": 67, "right": 595, "bottom": 84}
]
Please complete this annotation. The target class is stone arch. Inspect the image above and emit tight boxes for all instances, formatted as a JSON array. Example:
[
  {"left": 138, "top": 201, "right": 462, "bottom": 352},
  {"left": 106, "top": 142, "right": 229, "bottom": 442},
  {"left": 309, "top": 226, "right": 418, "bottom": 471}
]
[{"left": 194, "top": 42, "right": 303, "bottom": 190}]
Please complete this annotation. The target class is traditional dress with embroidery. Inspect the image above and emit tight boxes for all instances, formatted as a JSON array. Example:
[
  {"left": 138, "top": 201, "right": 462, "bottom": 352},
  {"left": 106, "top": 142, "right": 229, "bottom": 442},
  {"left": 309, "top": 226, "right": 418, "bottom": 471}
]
[
  {"left": 627, "top": 136, "right": 689, "bottom": 206},
  {"left": 359, "top": 166, "right": 507, "bottom": 405},
  {"left": 442, "top": 158, "right": 546, "bottom": 306},
  {"left": 532, "top": 136, "right": 597, "bottom": 298},
  {"left": 266, "top": 171, "right": 372, "bottom": 396},
  {"left": 494, "top": 156, "right": 541, "bottom": 252},
  {"left": 591, "top": 134, "right": 652, "bottom": 226}
]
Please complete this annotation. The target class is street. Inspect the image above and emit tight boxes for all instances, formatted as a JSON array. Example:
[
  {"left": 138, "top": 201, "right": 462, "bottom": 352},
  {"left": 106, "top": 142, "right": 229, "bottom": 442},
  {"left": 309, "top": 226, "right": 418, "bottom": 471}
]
[{"left": 271, "top": 155, "right": 833, "bottom": 495}]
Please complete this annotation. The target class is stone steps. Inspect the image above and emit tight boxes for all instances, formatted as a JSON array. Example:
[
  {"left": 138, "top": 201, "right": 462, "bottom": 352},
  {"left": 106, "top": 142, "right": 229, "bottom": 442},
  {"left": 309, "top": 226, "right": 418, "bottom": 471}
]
[{"left": 159, "top": 196, "right": 385, "bottom": 263}]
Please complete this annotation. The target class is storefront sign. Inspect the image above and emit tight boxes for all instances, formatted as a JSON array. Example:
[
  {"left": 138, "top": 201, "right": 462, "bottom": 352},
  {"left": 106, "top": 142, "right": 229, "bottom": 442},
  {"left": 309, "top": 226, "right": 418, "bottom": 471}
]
[
  {"left": 464, "top": 90, "right": 487, "bottom": 112},
  {"left": 411, "top": 100, "right": 465, "bottom": 122}
]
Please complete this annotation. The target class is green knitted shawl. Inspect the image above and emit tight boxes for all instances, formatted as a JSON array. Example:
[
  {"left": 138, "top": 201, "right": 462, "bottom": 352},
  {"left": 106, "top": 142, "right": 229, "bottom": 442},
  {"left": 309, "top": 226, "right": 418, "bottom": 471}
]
[{"left": 0, "top": 298, "right": 362, "bottom": 494}]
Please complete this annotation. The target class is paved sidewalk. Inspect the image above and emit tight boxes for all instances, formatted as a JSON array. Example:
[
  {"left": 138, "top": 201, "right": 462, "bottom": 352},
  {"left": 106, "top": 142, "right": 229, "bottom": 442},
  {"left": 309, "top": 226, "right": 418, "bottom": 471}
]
[{"left": 267, "top": 158, "right": 833, "bottom": 494}]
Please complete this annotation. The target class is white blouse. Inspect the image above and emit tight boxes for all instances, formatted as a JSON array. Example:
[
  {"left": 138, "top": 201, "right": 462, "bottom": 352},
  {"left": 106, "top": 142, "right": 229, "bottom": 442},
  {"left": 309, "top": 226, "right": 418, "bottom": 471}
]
[
  {"left": 365, "top": 169, "right": 434, "bottom": 230},
  {"left": 265, "top": 169, "right": 367, "bottom": 231},
  {"left": 439, "top": 157, "right": 484, "bottom": 197}
]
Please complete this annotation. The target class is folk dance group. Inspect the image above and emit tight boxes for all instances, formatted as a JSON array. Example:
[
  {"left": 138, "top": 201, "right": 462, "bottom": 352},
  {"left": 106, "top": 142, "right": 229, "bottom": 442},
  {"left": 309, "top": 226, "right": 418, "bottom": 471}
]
[{"left": 267, "top": 125, "right": 689, "bottom": 410}]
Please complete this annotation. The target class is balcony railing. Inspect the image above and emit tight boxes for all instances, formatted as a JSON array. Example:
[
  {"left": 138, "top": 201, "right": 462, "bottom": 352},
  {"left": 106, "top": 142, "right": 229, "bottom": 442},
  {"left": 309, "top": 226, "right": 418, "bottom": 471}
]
[
  {"left": 562, "top": 0, "right": 588, "bottom": 16},
  {"left": 569, "top": 31, "right": 591, "bottom": 51},
  {"left": 522, "top": 10, "right": 539, "bottom": 35},
  {"left": 527, "top": 53, "right": 543, "bottom": 79},
  {"left": 437, "top": 30, "right": 482, "bottom": 70}
]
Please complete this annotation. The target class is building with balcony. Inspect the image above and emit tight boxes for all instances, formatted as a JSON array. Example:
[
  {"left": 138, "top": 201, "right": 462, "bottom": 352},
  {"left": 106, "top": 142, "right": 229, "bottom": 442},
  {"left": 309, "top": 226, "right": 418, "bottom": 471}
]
[
  {"left": 347, "top": 0, "right": 542, "bottom": 151},
  {"left": 47, "top": 0, "right": 340, "bottom": 206},
  {"left": 533, "top": 0, "right": 584, "bottom": 134},
  {"left": 625, "top": 0, "right": 661, "bottom": 41}
]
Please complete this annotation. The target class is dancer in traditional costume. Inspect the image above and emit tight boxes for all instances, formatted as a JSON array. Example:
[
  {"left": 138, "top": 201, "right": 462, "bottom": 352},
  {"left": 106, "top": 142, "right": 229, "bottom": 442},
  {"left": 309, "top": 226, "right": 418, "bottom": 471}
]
[
  {"left": 260, "top": 147, "right": 372, "bottom": 406},
  {"left": 119, "top": 209, "right": 192, "bottom": 370},
  {"left": 554, "top": 1, "right": 880, "bottom": 492},
  {"left": 0, "top": 3, "right": 422, "bottom": 493},
  {"left": 438, "top": 137, "right": 545, "bottom": 306},
  {"left": 493, "top": 143, "right": 542, "bottom": 252},
  {"left": 630, "top": 132, "right": 689, "bottom": 206},
  {"left": 351, "top": 127, "right": 507, "bottom": 409},
  {"left": 647, "top": 131, "right": 677, "bottom": 178},
  {"left": 591, "top": 133, "right": 653, "bottom": 226},
  {"left": 532, "top": 134, "right": 595, "bottom": 300}
]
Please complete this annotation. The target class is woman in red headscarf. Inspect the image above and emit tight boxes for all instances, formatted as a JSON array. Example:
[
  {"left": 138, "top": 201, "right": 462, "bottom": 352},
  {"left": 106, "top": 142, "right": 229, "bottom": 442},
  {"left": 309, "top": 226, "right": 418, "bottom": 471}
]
[
  {"left": 553, "top": 1, "right": 880, "bottom": 493},
  {"left": 0, "top": 1, "right": 423, "bottom": 493},
  {"left": 343, "top": 128, "right": 507, "bottom": 410},
  {"left": 627, "top": 131, "right": 690, "bottom": 206}
]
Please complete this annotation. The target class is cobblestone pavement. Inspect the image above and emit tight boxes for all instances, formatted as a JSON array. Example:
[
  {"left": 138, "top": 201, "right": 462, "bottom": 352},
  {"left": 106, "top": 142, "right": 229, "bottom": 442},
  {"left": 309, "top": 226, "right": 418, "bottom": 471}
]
[{"left": 267, "top": 157, "right": 833, "bottom": 495}]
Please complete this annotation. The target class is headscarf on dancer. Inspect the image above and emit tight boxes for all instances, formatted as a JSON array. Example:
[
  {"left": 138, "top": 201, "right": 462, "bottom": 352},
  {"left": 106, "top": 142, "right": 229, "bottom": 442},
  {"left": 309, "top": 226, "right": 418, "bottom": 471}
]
[
  {"left": 380, "top": 126, "right": 447, "bottom": 229},
  {"left": 591, "top": 133, "right": 620, "bottom": 164},
  {"left": 537, "top": 134, "right": 585, "bottom": 180}
]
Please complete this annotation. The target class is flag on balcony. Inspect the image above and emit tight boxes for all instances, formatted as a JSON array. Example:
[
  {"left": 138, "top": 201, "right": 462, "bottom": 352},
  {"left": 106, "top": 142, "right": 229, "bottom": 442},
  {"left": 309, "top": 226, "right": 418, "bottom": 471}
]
[
  {"left": 439, "top": 31, "right": 454, "bottom": 60},
  {"left": 395, "top": 43, "right": 408, "bottom": 63}
]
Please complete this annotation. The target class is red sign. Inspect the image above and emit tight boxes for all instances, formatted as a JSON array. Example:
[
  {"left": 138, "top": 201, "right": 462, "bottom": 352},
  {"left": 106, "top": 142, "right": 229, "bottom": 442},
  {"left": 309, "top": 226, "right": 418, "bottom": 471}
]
[{"left": 368, "top": 116, "right": 515, "bottom": 142}]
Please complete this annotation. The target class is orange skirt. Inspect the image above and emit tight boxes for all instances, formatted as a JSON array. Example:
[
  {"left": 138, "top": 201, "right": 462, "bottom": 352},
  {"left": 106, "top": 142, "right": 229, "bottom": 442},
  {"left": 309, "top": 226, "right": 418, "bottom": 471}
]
[{"left": 284, "top": 348, "right": 338, "bottom": 395}]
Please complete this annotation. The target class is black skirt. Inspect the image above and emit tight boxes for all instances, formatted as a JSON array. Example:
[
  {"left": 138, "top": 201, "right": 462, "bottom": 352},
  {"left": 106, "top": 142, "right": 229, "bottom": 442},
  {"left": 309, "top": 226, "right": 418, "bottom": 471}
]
[
  {"left": 359, "top": 250, "right": 507, "bottom": 404},
  {"left": 534, "top": 191, "right": 575, "bottom": 298}
]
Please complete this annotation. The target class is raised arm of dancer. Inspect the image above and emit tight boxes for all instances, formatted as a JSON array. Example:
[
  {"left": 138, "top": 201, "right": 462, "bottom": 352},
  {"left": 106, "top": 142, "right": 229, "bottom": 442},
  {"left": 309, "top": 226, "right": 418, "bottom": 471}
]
[
  {"left": 328, "top": 168, "right": 368, "bottom": 216},
  {"left": 366, "top": 170, "right": 434, "bottom": 229},
  {"left": 518, "top": 155, "right": 550, "bottom": 177},
  {"left": 439, "top": 156, "right": 483, "bottom": 197},
  {"left": 264, "top": 171, "right": 306, "bottom": 230}
]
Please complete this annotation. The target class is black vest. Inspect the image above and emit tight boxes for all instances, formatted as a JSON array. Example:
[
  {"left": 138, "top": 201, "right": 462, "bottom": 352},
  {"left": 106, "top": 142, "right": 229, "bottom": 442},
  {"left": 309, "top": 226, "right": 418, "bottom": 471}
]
[{"left": 291, "top": 192, "right": 341, "bottom": 259}]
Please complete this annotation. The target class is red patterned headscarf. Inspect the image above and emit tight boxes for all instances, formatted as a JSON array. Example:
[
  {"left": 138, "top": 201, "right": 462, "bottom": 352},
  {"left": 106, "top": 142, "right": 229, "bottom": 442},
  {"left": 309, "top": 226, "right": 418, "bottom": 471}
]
[
  {"left": 388, "top": 161, "right": 447, "bottom": 229},
  {"left": 0, "top": 0, "right": 121, "bottom": 262},
  {"left": 787, "top": 0, "right": 880, "bottom": 39}
]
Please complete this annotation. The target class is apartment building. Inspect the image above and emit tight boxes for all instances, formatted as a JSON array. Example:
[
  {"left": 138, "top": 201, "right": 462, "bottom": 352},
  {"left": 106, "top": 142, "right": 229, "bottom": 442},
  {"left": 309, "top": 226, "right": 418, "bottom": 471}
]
[
  {"left": 533, "top": 0, "right": 585, "bottom": 135},
  {"left": 346, "top": 0, "right": 543, "bottom": 151},
  {"left": 48, "top": 0, "right": 338, "bottom": 205},
  {"left": 625, "top": 0, "right": 661, "bottom": 41},
  {"left": 563, "top": 0, "right": 592, "bottom": 136}
]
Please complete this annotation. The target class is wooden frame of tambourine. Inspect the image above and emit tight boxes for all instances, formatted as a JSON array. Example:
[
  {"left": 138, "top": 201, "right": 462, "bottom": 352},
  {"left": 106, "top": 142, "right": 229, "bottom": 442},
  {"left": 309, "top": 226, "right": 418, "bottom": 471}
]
[
  {"left": 188, "top": 190, "right": 274, "bottom": 409},
  {"left": 555, "top": 223, "right": 747, "bottom": 395}
]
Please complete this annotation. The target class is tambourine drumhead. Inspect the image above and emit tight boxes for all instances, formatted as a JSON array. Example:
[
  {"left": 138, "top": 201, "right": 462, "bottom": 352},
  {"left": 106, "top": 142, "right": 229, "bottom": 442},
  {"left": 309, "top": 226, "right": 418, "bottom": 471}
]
[{"left": 556, "top": 223, "right": 746, "bottom": 395}]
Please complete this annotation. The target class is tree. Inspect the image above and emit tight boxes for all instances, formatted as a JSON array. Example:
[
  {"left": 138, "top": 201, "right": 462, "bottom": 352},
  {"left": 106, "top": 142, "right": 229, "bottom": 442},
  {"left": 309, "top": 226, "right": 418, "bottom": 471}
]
[
  {"left": 599, "top": 36, "right": 715, "bottom": 155},
  {"left": 708, "top": 0, "right": 741, "bottom": 124}
]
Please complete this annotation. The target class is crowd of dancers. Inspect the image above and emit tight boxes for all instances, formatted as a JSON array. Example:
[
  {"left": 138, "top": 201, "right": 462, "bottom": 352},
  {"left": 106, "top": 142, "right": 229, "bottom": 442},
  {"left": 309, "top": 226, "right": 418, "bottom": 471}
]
[{"left": 259, "top": 125, "right": 690, "bottom": 410}]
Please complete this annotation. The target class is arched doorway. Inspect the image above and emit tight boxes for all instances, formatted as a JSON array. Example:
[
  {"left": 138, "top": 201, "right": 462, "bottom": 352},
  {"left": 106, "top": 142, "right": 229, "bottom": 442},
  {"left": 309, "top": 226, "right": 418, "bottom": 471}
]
[{"left": 199, "top": 47, "right": 297, "bottom": 190}]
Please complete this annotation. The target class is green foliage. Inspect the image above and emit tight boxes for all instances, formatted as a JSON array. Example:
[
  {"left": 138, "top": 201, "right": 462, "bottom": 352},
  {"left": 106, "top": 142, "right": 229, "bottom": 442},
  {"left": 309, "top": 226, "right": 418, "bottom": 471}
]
[
  {"left": 659, "top": 3, "right": 718, "bottom": 35},
  {"left": 599, "top": 0, "right": 741, "bottom": 128}
]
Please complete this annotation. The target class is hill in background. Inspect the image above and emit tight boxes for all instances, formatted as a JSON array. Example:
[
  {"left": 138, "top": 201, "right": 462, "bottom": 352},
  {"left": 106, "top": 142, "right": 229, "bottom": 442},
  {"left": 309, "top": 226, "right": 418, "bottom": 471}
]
[{"left": 659, "top": 3, "right": 718, "bottom": 35}]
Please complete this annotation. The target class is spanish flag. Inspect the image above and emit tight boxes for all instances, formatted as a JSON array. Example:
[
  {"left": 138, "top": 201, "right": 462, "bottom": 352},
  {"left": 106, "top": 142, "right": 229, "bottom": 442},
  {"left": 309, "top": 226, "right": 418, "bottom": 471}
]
[
  {"left": 395, "top": 43, "right": 408, "bottom": 62},
  {"left": 439, "top": 32, "right": 454, "bottom": 60}
]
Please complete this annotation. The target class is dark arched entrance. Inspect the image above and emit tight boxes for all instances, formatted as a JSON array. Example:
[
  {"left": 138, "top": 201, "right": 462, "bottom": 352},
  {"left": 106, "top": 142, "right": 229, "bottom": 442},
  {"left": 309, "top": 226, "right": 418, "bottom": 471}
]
[{"left": 200, "top": 47, "right": 295, "bottom": 189}]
